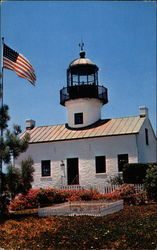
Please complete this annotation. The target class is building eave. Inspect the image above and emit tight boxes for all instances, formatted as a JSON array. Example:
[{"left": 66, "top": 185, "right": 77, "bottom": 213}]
[{"left": 21, "top": 116, "right": 145, "bottom": 144}]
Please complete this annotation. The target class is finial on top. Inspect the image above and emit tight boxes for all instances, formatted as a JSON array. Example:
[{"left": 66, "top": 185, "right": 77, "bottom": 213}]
[
  {"left": 79, "top": 42, "right": 84, "bottom": 51},
  {"left": 79, "top": 41, "right": 85, "bottom": 58}
]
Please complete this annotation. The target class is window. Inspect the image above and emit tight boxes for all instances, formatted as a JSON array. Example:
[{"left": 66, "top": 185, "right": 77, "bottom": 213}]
[
  {"left": 74, "top": 112, "right": 83, "bottom": 125},
  {"left": 118, "top": 154, "right": 128, "bottom": 172},
  {"left": 41, "top": 160, "right": 51, "bottom": 177},
  {"left": 95, "top": 156, "right": 106, "bottom": 174},
  {"left": 145, "top": 128, "right": 149, "bottom": 145}
]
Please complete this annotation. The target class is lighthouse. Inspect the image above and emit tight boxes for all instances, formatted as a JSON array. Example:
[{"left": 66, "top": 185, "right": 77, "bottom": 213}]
[
  {"left": 60, "top": 44, "right": 108, "bottom": 128},
  {"left": 15, "top": 44, "right": 156, "bottom": 189}
]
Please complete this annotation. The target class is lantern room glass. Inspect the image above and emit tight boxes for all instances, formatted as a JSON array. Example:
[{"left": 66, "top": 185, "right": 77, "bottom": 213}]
[{"left": 67, "top": 72, "right": 98, "bottom": 86}]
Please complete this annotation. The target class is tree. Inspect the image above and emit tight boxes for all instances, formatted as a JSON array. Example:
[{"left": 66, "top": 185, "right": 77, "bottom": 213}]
[
  {"left": 0, "top": 124, "right": 30, "bottom": 165},
  {"left": 20, "top": 157, "right": 34, "bottom": 195},
  {"left": 0, "top": 104, "right": 30, "bottom": 168},
  {"left": 0, "top": 104, "right": 10, "bottom": 131},
  {"left": 0, "top": 105, "right": 10, "bottom": 179},
  {"left": 5, "top": 164, "right": 22, "bottom": 200},
  {"left": 0, "top": 104, "right": 31, "bottom": 213},
  {"left": 5, "top": 157, "right": 34, "bottom": 199},
  {"left": 144, "top": 164, "right": 157, "bottom": 201}
]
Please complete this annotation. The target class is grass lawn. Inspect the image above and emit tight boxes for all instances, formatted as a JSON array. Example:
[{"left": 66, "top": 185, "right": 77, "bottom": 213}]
[{"left": 0, "top": 204, "right": 157, "bottom": 249}]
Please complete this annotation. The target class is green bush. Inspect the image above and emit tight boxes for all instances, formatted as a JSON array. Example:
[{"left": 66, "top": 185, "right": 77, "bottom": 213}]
[
  {"left": 123, "top": 163, "right": 149, "bottom": 184},
  {"left": 108, "top": 175, "right": 124, "bottom": 185},
  {"left": 132, "top": 191, "right": 148, "bottom": 205},
  {"left": 37, "top": 189, "right": 56, "bottom": 206},
  {"left": 144, "top": 163, "right": 157, "bottom": 201},
  {"left": 105, "top": 184, "right": 147, "bottom": 205},
  {"left": 79, "top": 190, "right": 94, "bottom": 201}
]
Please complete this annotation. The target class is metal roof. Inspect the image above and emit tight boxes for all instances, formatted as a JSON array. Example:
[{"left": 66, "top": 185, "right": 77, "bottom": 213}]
[
  {"left": 22, "top": 116, "right": 145, "bottom": 144},
  {"left": 70, "top": 58, "right": 95, "bottom": 67}
]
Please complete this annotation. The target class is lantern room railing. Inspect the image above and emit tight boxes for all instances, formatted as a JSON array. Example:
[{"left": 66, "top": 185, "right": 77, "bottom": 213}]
[{"left": 60, "top": 84, "right": 108, "bottom": 106}]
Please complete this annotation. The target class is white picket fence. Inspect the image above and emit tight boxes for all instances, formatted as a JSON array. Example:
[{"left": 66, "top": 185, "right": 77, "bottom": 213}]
[
  {"left": 60, "top": 183, "right": 143, "bottom": 194},
  {"left": 38, "top": 200, "right": 124, "bottom": 217}
]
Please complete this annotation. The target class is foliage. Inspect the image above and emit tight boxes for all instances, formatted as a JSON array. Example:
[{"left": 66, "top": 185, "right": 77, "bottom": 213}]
[
  {"left": 0, "top": 204, "right": 157, "bottom": 249},
  {"left": 0, "top": 191, "right": 10, "bottom": 214},
  {"left": 78, "top": 190, "right": 96, "bottom": 201},
  {"left": 37, "top": 189, "right": 59, "bottom": 206},
  {"left": 123, "top": 163, "right": 149, "bottom": 184},
  {"left": 0, "top": 173, "right": 10, "bottom": 213},
  {"left": 9, "top": 188, "right": 104, "bottom": 211},
  {"left": 108, "top": 175, "right": 124, "bottom": 185},
  {"left": 144, "top": 163, "right": 157, "bottom": 201},
  {"left": 4, "top": 158, "right": 34, "bottom": 200},
  {"left": 0, "top": 104, "right": 10, "bottom": 130},
  {"left": 20, "top": 157, "right": 34, "bottom": 195},
  {"left": 9, "top": 189, "right": 40, "bottom": 211},
  {"left": 9, "top": 185, "right": 148, "bottom": 211},
  {"left": 0, "top": 104, "right": 31, "bottom": 214},
  {"left": 3, "top": 128, "right": 30, "bottom": 163},
  {"left": 0, "top": 104, "right": 30, "bottom": 165},
  {"left": 5, "top": 165, "right": 22, "bottom": 199},
  {"left": 9, "top": 189, "right": 68, "bottom": 210},
  {"left": 104, "top": 184, "right": 147, "bottom": 205}
]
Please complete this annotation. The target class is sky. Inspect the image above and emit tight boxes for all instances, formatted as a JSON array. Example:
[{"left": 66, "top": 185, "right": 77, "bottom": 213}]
[{"left": 1, "top": 1, "right": 156, "bottom": 134}]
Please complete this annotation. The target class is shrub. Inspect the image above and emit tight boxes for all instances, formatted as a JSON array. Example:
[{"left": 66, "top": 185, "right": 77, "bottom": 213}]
[
  {"left": 0, "top": 191, "right": 10, "bottom": 214},
  {"left": 37, "top": 189, "right": 56, "bottom": 206},
  {"left": 9, "top": 188, "right": 73, "bottom": 210},
  {"left": 9, "top": 189, "right": 40, "bottom": 211},
  {"left": 108, "top": 175, "right": 124, "bottom": 185},
  {"left": 131, "top": 191, "right": 148, "bottom": 205},
  {"left": 37, "top": 189, "right": 71, "bottom": 206},
  {"left": 144, "top": 163, "right": 157, "bottom": 201},
  {"left": 67, "top": 194, "right": 81, "bottom": 201},
  {"left": 20, "top": 157, "right": 34, "bottom": 195},
  {"left": 9, "top": 184, "right": 148, "bottom": 211},
  {"left": 9, "top": 188, "right": 104, "bottom": 210},
  {"left": 92, "top": 193, "right": 106, "bottom": 200},
  {"left": 54, "top": 190, "right": 71, "bottom": 203},
  {"left": 9, "top": 197, "right": 27, "bottom": 211},
  {"left": 104, "top": 184, "right": 147, "bottom": 205},
  {"left": 123, "top": 163, "right": 149, "bottom": 184},
  {"left": 79, "top": 190, "right": 95, "bottom": 201}
]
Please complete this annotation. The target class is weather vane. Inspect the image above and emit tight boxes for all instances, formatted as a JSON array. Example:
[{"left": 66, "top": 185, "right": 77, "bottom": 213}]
[{"left": 79, "top": 41, "right": 84, "bottom": 51}]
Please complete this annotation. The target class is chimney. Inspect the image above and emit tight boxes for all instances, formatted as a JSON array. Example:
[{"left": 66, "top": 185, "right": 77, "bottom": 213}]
[
  {"left": 26, "top": 119, "right": 36, "bottom": 130},
  {"left": 139, "top": 106, "right": 149, "bottom": 118}
]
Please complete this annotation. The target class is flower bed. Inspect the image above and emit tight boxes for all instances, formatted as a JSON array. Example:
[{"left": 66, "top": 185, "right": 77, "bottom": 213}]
[
  {"left": 9, "top": 184, "right": 148, "bottom": 211},
  {"left": 1, "top": 204, "right": 157, "bottom": 250},
  {"left": 38, "top": 200, "right": 124, "bottom": 217},
  {"left": 9, "top": 188, "right": 103, "bottom": 211}
]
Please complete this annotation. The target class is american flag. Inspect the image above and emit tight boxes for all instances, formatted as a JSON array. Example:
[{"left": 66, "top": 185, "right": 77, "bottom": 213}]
[{"left": 3, "top": 44, "right": 36, "bottom": 85}]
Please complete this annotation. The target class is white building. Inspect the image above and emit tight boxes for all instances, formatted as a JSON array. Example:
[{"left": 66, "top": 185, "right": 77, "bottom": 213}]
[{"left": 15, "top": 46, "right": 157, "bottom": 189}]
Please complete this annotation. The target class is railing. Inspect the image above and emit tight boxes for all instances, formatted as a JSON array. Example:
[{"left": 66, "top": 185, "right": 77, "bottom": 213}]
[
  {"left": 59, "top": 184, "right": 144, "bottom": 194},
  {"left": 133, "top": 184, "right": 144, "bottom": 193},
  {"left": 60, "top": 85, "right": 108, "bottom": 105},
  {"left": 60, "top": 185, "right": 84, "bottom": 191}
]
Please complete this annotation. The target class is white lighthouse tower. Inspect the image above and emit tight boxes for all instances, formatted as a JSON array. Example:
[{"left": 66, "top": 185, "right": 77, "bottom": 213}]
[{"left": 60, "top": 44, "right": 108, "bottom": 128}]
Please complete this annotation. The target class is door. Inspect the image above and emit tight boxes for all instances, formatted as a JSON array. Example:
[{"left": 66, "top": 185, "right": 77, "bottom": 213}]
[{"left": 67, "top": 158, "right": 79, "bottom": 185}]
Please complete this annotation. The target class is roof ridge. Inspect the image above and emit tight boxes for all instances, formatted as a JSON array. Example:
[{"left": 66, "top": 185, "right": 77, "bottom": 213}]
[
  {"left": 102, "top": 115, "right": 140, "bottom": 120},
  {"left": 27, "top": 115, "right": 142, "bottom": 129}
]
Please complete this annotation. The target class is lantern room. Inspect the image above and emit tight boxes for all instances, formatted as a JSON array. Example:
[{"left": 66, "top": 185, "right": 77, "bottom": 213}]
[
  {"left": 67, "top": 50, "right": 99, "bottom": 87},
  {"left": 60, "top": 44, "right": 108, "bottom": 128}
]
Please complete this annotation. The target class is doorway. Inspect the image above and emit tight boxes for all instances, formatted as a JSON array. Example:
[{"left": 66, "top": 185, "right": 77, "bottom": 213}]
[{"left": 67, "top": 158, "right": 79, "bottom": 185}]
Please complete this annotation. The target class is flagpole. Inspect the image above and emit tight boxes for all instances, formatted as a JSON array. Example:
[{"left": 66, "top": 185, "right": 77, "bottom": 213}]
[
  {"left": 0, "top": 37, "right": 4, "bottom": 197},
  {"left": 0, "top": 37, "right": 4, "bottom": 110},
  {"left": 0, "top": 37, "right": 4, "bottom": 138}
]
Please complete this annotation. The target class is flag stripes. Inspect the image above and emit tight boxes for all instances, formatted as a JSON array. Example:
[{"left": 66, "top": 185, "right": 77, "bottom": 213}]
[{"left": 3, "top": 44, "right": 36, "bottom": 85}]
